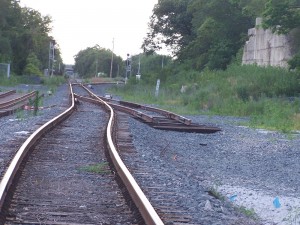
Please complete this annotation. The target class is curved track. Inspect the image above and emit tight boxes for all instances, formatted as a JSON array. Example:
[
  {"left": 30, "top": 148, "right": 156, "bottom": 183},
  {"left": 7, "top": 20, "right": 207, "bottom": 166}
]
[
  {"left": 76, "top": 84, "right": 221, "bottom": 134},
  {"left": 0, "top": 84, "right": 163, "bottom": 225},
  {"left": 0, "top": 90, "right": 37, "bottom": 117}
]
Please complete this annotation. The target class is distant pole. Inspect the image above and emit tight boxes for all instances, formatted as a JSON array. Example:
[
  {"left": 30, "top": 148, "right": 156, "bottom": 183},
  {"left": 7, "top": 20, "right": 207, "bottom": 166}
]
[
  {"left": 110, "top": 38, "right": 114, "bottom": 78},
  {"left": 48, "top": 40, "right": 55, "bottom": 76},
  {"left": 155, "top": 79, "right": 160, "bottom": 97},
  {"left": 117, "top": 64, "right": 119, "bottom": 77},
  {"left": 51, "top": 45, "right": 54, "bottom": 76},
  {"left": 7, "top": 63, "right": 10, "bottom": 78},
  {"left": 137, "top": 54, "right": 141, "bottom": 75},
  {"left": 95, "top": 59, "right": 98, "bottom": 77},
  {"left": 48, "top": 42, "right": 51, "bottom": 76},
  {"left": 125, "top": 53, "right": 130, "bottom": 82}
]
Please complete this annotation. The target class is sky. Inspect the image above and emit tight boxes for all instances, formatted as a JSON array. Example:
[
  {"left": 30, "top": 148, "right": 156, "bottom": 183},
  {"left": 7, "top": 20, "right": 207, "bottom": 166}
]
[{"left": 20, "top": 0, "right": 158, "bottom": 64}]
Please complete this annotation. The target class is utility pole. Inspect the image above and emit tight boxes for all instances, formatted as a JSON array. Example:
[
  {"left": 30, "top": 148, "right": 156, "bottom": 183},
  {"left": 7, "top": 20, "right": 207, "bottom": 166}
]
[
  {"left": 110, "top": 38, "right": 114, "bottom": 78},
  {"left": 137, "top": 54, "right": 141, "bottom": 75},
  {"left": 95, "top": 59, "right": 98, "bottom": 77},
  {"left": 125, "top": 53, "right": 131, "bottom": 82},
  {"left": 136, "top": 54, "right": 141, "bottom": 80},
  {"left": 48, "top": 40, "right": 55, "bottom": 76}
]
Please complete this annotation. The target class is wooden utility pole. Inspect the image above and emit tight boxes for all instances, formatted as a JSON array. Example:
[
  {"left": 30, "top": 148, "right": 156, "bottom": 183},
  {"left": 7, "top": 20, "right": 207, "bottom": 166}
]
[{"left": 110, "top": 38, "right": 114, "bottom": 78}]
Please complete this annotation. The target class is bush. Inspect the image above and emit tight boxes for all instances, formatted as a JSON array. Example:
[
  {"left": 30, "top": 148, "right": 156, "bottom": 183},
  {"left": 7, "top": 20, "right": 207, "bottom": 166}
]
[{"left": 109, "top": 64, "right": 300, "bottom": 131}]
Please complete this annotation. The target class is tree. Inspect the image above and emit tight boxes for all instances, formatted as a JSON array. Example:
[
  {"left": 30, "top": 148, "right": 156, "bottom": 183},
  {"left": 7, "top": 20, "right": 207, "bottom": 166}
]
[
  {"left": 24, "top": 52, "right": 42, "bottom": 76},
  {"left": 142, "top": 0, "right": 193, "bottom": 55},
  {"left": 185, "top": 0, "right": 253, "bottom": 70},
  {"left": 239, "top": 0, "right": 269, "bottom": 17},
  {"left": 262, "top": 0, "right": 300, "bottom": 34},
  {"left": 143, "top": 0, "right": 254, "bottom": 70},
  {"left": 0, "top": 0, "right": 61, "bottom": 75},
  {"left": 74, "top": 45, "right": 123, "bottom": 78}
]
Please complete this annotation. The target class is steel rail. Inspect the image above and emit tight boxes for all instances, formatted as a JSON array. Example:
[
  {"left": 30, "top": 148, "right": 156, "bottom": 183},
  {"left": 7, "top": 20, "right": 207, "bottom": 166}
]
[
  {"left": 0, "top": 84, "right": 75, "bottom": 213},
  {"left": 74, "top": 94, "right": 154, "bottom": 123},
  {"left": 78, "top": 85, "right": 164, "bottom": 225},
  {"left": 0, "top": 91, "right": 36, "bottom": 109},
  {"left": 118, "top": 100, "right": 192, "bottom": 125},
  {"left": 0, "top": 90, "right": 16, "bottom": 98},
  {"left": 82, "top": 89, "right": 192, "bottom": 126}
]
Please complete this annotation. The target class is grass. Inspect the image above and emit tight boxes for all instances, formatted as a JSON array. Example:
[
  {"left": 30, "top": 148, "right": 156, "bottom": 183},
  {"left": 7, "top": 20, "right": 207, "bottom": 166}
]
[
  {"left": 110, "top": 64, "right": 300, "bottom": 132},
  {"left": 42, "top": 76, "right": 66, "bottom": 91},
  {"left": 236, "top": 206, "right": 258, "bottom": 220},
  {"left": 78, "top": 162, "right": 110, "bottom": 174},
  {"left": 207, "top": 187, "right": 225, "bottom": 201},
  {"left": 206, "top": 185, "right": 259, "bottom": 220},
  {"left": 0, "top": 74, "right": 66, "bottom": 87},
  {"left": 15, "top": 108, "right": 26, "bottom": 120}
]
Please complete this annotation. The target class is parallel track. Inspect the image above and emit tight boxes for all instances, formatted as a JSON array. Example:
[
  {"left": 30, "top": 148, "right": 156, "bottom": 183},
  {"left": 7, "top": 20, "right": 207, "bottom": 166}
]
[
  {"left": 0, "top": 91, "right": 37, "bottom": 117},
  {"left": 0, "top": 84, "right": 164, "bottom": 225},
  {"left": 74, "top": 84, "right": 211, "bottom": 224},
  {"left": 76, "top": 83, "right": 221, "bottom": 134}
]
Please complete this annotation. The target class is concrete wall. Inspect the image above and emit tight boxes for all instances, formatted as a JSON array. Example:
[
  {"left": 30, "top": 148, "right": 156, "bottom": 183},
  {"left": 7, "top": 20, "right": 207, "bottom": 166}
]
[{"left": 242, "top": 18, "right": 292, "bottom": 68}]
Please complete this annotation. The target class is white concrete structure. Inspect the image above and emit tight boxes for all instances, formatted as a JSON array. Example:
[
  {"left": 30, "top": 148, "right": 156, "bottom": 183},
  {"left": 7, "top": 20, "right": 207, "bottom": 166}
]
[{"left": 242, "top": 18, "right": 292, "bottom": 68}]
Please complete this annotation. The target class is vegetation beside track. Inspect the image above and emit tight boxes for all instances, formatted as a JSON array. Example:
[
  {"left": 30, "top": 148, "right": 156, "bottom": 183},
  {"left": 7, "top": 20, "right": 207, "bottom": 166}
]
[
  {"left": 111, "top": 64, "right": 300, "bottom": 133},
  {"left": 0, "top": 75, "right": 66, "bottom": 89}
]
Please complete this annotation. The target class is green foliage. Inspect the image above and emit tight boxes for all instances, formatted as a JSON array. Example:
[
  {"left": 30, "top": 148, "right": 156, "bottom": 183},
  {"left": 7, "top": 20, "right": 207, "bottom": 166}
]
[
  {"left": 74, "top": 45, "right": 123, "bottom": 78},
  {"left": 0, "top": 1, "right": 61, "bottom": 75},
  {"left": 208, "top": 187, "right": 225, "bottom": 201},
  {"left": 78, "top": 162, "right": 110, "bottom": 174},
  {"left": 236, "top": 206, "right": 258, "bottom": 219},
  {"left": 262, "top": 0, "right": 300, "bottom": 34},
  {"left": 0, "top": 74, "right": 43, "bottom": 86},
  {"left": 41, "top": 76, "right": 66, "bottom": 90},
  {"left": 144, "top": 0, "right": 254, "bottom": 70},
  {"left": 250, "top": 98, "right": 299, "bottom": 132},
  {"left": 15, "top": 108, "right": 25, "bottom": 120},
  {"left": 129, "top": 53, "right": 172, "bottom": 84},
  {"left": 289, "top": 51, "right": 300, "bottom": 71},
  {"left": 142, "top": 0, "right": 193, "bottom": 55},
  {"left": 24, "top": 52, "right": 42, "bottom": 76},
  {"left": 239, "top": 0, "right": 269, "bottom": 17},
  {"left": 110, "top": 64, "right": 300, "bottom": 132}
]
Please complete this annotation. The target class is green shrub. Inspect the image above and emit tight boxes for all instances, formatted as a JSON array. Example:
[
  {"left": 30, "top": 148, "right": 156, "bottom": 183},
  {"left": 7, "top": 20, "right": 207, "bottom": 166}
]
[{"left": 109, "top": 64, "right": 300, "bottom": 132}]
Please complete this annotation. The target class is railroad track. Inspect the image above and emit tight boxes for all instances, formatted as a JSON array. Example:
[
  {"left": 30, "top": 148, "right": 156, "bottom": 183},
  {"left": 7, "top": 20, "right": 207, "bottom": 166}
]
[
  {"left": 72, "top": 84, "right": 222, "bottom": 224},
  {"left": 0, "top": 84, "right": 163, "bottom": 225},
  {"left": 74, "top": 83, "right": 221, "bottom": 134},
  {"left": 0, "top": 90, "right": 37, "bottom": 117}
]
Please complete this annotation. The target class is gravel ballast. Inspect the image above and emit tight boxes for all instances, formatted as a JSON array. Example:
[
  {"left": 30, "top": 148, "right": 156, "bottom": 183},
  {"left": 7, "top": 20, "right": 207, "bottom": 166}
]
[
  {"left": 127, "top": 112, "right": 300, "bottom": 224},
  {"left": 1, "top": 83, "right": 300, "bottom": 224}
]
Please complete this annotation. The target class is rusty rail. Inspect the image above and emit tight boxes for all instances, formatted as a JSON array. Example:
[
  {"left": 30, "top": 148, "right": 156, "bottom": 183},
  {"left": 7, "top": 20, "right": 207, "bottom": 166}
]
[
  {"left": 0, "top": 91, "right": 36, "bottom": 109},
  {"left": 78, "top": 85, "right": 164, "bottom": 225},
  {"left": 0, "top": 90, "right": 16, "bottom": 98},
  {"left": 83, "top": 90, "right": 192, "bottom": 125},
  {"left": 0, "top": 84, "right": 75, "bottom": 213},
  {"left": 74, "top": 94, "right": 154, "bottom": 123}
]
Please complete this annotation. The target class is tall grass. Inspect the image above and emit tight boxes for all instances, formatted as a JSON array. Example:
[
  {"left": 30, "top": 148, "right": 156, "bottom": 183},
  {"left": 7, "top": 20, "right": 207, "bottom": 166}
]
[
  {"left": 111, "top": 64, "right": 300, "bottom": 132},
  {"left": 42, "top": 76, "right": 66, "bottom": 90},
  {"left": 0, "top": 75, "right": 66, "bottom": 87}
]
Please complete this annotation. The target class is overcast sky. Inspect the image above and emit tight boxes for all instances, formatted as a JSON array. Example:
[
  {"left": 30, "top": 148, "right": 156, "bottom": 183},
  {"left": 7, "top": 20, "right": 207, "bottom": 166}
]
[{"left": 20, "top": 0, "right": 158, "bottom": 64}]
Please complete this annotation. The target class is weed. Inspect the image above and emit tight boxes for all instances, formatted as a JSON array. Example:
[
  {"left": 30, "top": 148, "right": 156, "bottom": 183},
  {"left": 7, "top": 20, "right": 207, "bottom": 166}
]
[
  {"left": 109, "top": 64, "right": 300, "bottom": 132},
  {"left": 78, "top": 162, "right": 110, "bottom": 174},
  {"left": 236, "top": 206, "right": 258, "bottom": 220},
  {"left": 15, "top": 108, "right": 25, "bottom": 120},
  {"left": 207, "top": 186, "right": 225, "bottom": 201}
]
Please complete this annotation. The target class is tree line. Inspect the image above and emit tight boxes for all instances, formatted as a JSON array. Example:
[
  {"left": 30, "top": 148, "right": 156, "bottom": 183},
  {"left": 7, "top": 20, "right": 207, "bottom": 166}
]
[
  {"left": 2, "top": 0, "right": 300, "bottom": 77},
  {"left": 0, "top": 0, "right": 62, "bottom": 76},
  {"left": 142, "top": 0, "right": 300, "bottom": 71}
]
